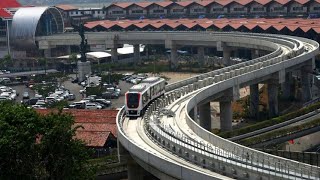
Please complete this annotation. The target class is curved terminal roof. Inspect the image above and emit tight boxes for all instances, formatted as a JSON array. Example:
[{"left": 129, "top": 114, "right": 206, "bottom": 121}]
[{"left": 11, "top": 6, "right": 64, "bottom": 49}]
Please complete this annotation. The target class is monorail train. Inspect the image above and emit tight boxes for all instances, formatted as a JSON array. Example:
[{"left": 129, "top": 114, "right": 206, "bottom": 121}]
[{"left": 125, "top": 77, "right": 166, "bottom": 117}]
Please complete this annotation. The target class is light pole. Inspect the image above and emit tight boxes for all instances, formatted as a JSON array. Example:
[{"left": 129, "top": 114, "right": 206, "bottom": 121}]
[{"left": 152, "top": 49, "right": 156, "bottom": 76}]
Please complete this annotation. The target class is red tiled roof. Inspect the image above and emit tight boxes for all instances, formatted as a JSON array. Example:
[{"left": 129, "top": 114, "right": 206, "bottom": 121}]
[
  {"left": 75, "top": 131, "right": 113, "bottom": 147},
  {"left": 253, "top": 0, "right": 272, "bottom": 5},
  {"left": 0, "top": 9, "right": 12, "bottom": 18},
  {"left": 255, "top": 24, "right": 270, "bottom": 30},
  {"left": 272, "top": 24, "right": 285, "bottom": 31},
  {"left": 293, "top": 0, "right": 309, "bottom": 5},
  {"left": 214, "top": 0, "right": 234, "bottom": 6},
  {"left": 0, "top": 0, "right": 21, "bottom": 8},
  {"left": 84, "top": 17, "right": 320, "bottom": 36},
  {"left": 112, "top": 2, "right": 133, "bottom": 9},
  {"left": 300, "top": 26, "right": 311, "bottom": 32},
  {"left": 236, "top": 0, "right": 254, "bottom": 6},
  {"left": 196, "top": 0, "right": 214, "bottom": 6},
  {"left": 36, "top": 109, "right": 118, "bottom": 147},
  {"left": 155, "top": 1, "right": 174, "bottom": 7},
  {"left": 55, "top": 4, "right": 77, "bottom": 11},
  {"left": 275, "top": 0, "right": 291, "bottom": 5},
  {"left": 135, "top": 2, "right": 153, "bottom": 8},
  {"left": 244, "top": 24, "right": 257, "bottom": 30},
  {"left": 134, "top": 22, "right": 150, "bottom": 28},
  {"left": 176, "top": 1, "right": 195, "bottom": 7}
]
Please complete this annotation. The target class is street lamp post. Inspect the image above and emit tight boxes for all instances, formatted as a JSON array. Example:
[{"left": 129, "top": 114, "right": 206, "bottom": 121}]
[{"left": 152, "top": 49, "right": 156, "bottom": 76}]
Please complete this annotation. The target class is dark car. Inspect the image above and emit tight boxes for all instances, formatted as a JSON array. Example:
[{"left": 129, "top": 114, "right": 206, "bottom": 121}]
[
  {"left": 23, "top": 98, "right": 38, "bottom": 105},
  {"left": 71, "top": 78, "right": 78, "bottom": 83},
  {"left": 94, "top": 99, "right": 111, "bottom": 107},
  {"left": 102, "top": 91, "right": 119, "bottom": 99}
]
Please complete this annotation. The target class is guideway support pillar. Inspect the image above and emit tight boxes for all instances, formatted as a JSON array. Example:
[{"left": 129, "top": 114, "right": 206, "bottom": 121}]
[
  {"left": 44, "top": 49, "right": 52, "bottom": 58},
  {"left": 218, "top": 87, "right": 237, "bottom": 131},
  {"left": 166, "top": 40, "right": 178, "bottom": 69},
  {"left": 281, "top": 72, "right": 294, "bottom": 99},
  {"left": 106, "top": 37, "right": 119, "bottom": 62},
  {"left": 127, "top": 156, "right": 146, "bottom": 180},
  {"left": 111, "top": 48, "right": 118, "bottom": 62},
  {"left": 267, "top": 80, "right": 279, "bottom": 118},
  {"left": 199, "top": 102, "right": 211, "bottom": 131},
  {"left": 301, "top": 59, "right": 314, "bottom": 102},
  {"left": 220, "top": 100, "right": 232, "bottom": 131},
  {"left": 197, "top": 46, "right": 205, "bottom": 67},
  {"left": 249, "top": 84, "right": 259, "bottom": 120},
  {"left": 134, "top": 44, "right": 141, "bottom": 64},
  {"left": 223, "top": 46, "right": 231, "bottom": 66}
]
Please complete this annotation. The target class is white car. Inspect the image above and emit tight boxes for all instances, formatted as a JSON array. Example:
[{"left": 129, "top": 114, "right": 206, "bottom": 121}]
[
  {"left": 85, "top": 103, "right": 102, "bottom": 109},
  {"left": 31, "top": 104, "right": 46, "bottom": 109},
  {"left": 0, "top": 92, "right": 11, "bottom": 100},
  {"left": 0, "top": 96, "right": 9, "bottom": 101}
]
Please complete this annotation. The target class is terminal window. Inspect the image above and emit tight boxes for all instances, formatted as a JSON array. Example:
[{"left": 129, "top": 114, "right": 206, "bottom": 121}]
[
  {"left": 112, "top": 10, "right": 124, "bottom": 14},
  {"left": 233, "top": 7, "right": 245, "bottom": 11},
  {"left": 293, "top": 7, "right": 303, "bottom": 11},
  {"left": 253, "top": 7, "right": 264, "bottom": 11},
  {"left": 172, "top": 9, "right": 184, "bottom": 13},
  {"left": 132, "top": 10, "right": 143, "bottom": 14},
  {"left": 153, "top": 9, "right": 164, "bottom": 13},
  {"left": 212, "top": 8, "right": 224, "bottom": 12},
  {"left": 273, "top": 7, "right": 285, "bottom": 11},
  {"left": 314, "top": 7, "right": 320, "bottom": 10},
  {"left": 193, "top": 8, "right": 205, "bottom": 13}
]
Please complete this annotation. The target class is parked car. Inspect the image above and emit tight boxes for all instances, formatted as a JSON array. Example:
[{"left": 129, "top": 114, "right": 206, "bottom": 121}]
[
  {"left": 85, "top": 103, "right": 102, "bottom": 109},
  {"left": 31, "top": 104, "right": 46, "bottom": 109},
  {"left": 73, "top": 101, "right": 86, "bottom": 109},
  {"left": 102, "top": 91, "right": 119, "bottom": 99},
  {"left": 23, "top": 98, "right": 39, "bottom": 105},
  {"left": 95, "top": 99, "right": 111, "bottom": 106},
  {"left": 0, "top": 96, "right": 9, "bottom": 101},
  {"left": 68, "top": 94, "right": 76, "bottom": 101},
  {"left": 23, "top": 92, "right": 30, "bottom": 99}
]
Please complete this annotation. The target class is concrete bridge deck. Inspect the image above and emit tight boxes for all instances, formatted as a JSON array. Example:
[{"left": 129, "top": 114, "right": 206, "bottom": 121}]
[{"left": 111, "top": 31, "right": 320, "bottom": 180}]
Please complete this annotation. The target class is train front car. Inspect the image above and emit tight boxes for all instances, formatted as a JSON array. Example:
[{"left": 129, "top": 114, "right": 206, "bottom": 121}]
[
  {"left": 125, "top": 84, "right": 145, "bottom": 117},
  {"left": 125, "top": 77, "right": 166, "bottom": 117}
]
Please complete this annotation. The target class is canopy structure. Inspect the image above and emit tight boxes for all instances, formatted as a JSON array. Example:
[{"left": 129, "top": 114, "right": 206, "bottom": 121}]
[
  {"left": 58, "top": 44, "right": 145, "bottom": 59},
  {"left": 107, "top": 44, "right": 145, "bottom": 55},
  {"left": 58, "top": 52, "right": 112, "bottom": 59},
  {"left": 11, "top": 6, "right": 64, "bottom": 49}
]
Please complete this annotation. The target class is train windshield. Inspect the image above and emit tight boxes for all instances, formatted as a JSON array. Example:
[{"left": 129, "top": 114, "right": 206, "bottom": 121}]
[{"left": 127, "top": 93, "right": 139, "bottom": 108}]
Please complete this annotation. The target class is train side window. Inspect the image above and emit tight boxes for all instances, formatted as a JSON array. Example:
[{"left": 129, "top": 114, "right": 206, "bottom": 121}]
[
  {"left": 151, "top": 87, "right": 154, "bottom": 97},
  {"left": 143, "top": 93, "right": 148, "bottom": 104},
  {"left": 147, "top": 89, "right": 151, "bottom": 100},
  {"left": 155, "top": 84, "right": 159, "bottom": 94}
]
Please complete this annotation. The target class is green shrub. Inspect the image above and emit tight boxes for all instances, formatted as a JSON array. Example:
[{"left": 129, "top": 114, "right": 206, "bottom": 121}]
[
  {"left": 219, "top": 101, "right": 320, "bottom": 138},
  {"left": 239, "top": 118, "right": 320, "bottom": 146}
]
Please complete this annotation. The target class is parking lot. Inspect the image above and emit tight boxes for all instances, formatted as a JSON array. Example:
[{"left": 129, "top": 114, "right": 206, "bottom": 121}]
[{"left": 1, "top": 71, "right": 199, "bottom": 110}]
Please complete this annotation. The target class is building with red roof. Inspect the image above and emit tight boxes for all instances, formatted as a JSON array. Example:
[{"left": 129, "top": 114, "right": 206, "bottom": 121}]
[{"left": 36, "top": 109, "right": 118, "bottom": 150}]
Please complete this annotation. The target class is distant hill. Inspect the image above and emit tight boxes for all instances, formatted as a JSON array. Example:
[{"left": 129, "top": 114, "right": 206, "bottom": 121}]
[{"left": 18, "top": 0, "right": 145, "bottom": 6}]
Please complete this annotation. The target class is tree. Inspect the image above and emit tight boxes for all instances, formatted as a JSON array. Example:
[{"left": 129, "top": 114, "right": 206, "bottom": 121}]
[
  {"left": 68, "top": 53, "right": 78, "bottom": 75},
  {"left": 0, "top": 102, "right": 95, "bottom": 179},
  {"left": 1, "top": 54, "right": 12, "bottom": 69},
  {"left": 38, "top": 57, "right": 47, "bottom": 74}
]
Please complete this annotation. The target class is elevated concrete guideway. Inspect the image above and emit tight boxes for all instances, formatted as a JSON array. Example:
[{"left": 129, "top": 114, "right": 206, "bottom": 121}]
[
  {"left": 37, "top": 31, "right": 319, "bottom": 179},
  {"left": 113, "top": 32, "right": 320, "bottom": 180}
]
